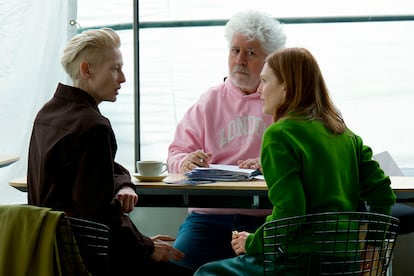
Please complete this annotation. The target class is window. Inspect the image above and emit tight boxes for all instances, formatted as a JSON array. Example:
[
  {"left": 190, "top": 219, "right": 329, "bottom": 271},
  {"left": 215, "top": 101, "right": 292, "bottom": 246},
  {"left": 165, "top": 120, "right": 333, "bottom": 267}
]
[{"left": 78, "top": 0, "right": 414, "bottom": 172}]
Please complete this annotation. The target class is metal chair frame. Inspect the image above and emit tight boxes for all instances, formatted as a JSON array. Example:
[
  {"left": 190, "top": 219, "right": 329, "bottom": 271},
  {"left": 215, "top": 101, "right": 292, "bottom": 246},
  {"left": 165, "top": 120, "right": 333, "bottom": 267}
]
[
  {"left": 262, "top": 212, "right": 399, "bottom": 276},
  {"left": 57, "top": 216, "right": 110, "bottom": 276}
]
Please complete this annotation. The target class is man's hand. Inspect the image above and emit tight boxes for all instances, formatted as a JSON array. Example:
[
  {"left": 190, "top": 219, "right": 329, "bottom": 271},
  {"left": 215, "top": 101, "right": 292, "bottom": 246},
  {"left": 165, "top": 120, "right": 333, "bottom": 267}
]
[
  {"left": 180, "top": 150, "right": 213, "bottom": 172},
  {"left": 115, "top": 186, "right": 138, "bottom": 213},
  {"left": 149, "top": 235, "right": 185, "bottom": 262},
  {"left": 237, "top": 157, "right": 261, "bottom": 170}
]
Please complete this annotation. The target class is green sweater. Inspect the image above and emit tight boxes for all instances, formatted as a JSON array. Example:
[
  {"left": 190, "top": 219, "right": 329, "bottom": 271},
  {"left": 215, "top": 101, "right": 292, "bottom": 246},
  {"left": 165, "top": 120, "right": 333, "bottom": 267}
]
[{"left": 245, "top": 117, "right": 396, "bottom": 255}]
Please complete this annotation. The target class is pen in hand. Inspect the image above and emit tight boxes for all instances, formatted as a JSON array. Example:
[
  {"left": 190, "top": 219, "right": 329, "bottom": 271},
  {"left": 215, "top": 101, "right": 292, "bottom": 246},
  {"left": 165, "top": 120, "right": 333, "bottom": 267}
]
[
  {"left": 183, "top": 150, "right": 213, "bottom": 172},
  {"left": 195, "top": 149, "right": 212, "bottom": 168}
]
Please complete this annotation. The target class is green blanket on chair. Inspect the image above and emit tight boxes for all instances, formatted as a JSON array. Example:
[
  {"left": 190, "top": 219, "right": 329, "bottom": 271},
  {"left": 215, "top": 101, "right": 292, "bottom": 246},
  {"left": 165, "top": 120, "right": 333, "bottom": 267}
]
[{"left": 0, "top": 204, "right": 64, "bottom": 276}]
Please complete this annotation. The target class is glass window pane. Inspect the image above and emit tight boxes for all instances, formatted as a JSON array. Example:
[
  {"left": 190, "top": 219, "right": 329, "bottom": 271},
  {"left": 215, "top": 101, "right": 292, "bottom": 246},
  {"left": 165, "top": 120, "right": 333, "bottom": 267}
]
[
  {"left": 139, "top": 20, "right": 414, "bottom": 168},
  {"left": 78, "top": 0, "right": 414, "bottom": 171},
  {"left": 139, "top": 0, "right": 413, "bottom": 21}
]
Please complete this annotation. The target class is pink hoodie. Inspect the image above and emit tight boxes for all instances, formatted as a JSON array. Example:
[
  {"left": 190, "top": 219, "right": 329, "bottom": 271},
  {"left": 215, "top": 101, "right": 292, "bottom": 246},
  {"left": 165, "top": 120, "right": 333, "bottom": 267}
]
[{"left": 167, "top": 78, "right": 273, "bottom": 216}]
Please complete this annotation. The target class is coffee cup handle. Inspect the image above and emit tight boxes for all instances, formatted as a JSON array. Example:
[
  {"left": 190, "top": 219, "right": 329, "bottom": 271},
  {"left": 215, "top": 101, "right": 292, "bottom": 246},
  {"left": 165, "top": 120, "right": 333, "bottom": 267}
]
[{"left": 161, "top": 163, "right": 168, "bottom": 174}]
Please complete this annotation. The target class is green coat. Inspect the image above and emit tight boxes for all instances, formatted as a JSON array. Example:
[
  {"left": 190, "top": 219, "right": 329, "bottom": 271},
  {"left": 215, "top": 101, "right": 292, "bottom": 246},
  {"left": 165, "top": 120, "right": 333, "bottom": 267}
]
[{"left": 246, "top": 117, "right": 396, "bottom": 255}]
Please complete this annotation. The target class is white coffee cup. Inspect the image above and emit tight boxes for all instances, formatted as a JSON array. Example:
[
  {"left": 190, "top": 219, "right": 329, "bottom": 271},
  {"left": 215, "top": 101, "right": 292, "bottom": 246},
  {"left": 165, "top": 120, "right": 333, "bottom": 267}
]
[{"left": 136, "top": 161, "right": 168, "bottom": 176}]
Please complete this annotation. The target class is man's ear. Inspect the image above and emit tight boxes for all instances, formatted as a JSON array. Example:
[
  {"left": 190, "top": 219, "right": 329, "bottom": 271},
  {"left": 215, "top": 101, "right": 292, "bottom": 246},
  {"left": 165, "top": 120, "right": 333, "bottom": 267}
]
[{"left": 80, "top": 62, "right": 91, "bottom": 78}]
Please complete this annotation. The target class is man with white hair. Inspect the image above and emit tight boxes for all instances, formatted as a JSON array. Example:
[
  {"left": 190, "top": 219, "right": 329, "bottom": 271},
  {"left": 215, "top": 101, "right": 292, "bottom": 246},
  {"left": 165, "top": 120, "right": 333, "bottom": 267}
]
[{"left": 167, "top": 10, "right": 287, "bottom": 270}]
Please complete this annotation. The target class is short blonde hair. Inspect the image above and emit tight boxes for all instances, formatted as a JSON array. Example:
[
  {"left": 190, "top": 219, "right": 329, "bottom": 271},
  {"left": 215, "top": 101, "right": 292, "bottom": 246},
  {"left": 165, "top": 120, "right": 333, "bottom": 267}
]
[{"left": 61, "top": 28, "right": 121, "bottom": 82}]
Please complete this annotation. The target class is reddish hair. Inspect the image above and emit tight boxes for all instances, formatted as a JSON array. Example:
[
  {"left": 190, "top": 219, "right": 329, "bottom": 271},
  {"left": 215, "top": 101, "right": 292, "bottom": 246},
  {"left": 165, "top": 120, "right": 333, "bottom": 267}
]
[{"left": 266, "top": 47, "right": 346, "bottom": 134}]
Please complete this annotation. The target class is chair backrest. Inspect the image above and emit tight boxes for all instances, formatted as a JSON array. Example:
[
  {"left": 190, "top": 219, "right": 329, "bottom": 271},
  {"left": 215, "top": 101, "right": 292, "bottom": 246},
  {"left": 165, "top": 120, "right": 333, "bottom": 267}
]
[
  {"left": 262, "top": 212, "right": 399, "bottom": 276},
  {"left": 57, "top": 216, "right": 110, "bottom": 276}
]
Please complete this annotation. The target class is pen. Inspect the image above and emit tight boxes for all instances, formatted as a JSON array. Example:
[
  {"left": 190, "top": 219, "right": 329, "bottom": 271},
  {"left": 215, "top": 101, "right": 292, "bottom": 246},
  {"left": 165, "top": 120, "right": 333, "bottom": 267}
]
[
  {"left": 199, "top": 149, "right": 206, "bottom": 163},
  {"left": 249, "top": 169, "right": 262, "bottom": 179}
]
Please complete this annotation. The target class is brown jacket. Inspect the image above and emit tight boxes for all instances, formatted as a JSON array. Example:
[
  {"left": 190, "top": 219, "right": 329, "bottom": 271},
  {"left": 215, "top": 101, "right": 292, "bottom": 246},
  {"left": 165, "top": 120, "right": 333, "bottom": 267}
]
[{"left": 27, "top": 83, "right": 154, "bottom": 265}]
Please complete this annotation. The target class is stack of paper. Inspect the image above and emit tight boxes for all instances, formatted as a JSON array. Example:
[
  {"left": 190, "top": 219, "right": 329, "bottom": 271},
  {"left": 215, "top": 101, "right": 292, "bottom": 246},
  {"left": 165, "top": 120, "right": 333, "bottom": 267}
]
[{"left": 185, "top": 164, "right": 263, "bottom": 182}]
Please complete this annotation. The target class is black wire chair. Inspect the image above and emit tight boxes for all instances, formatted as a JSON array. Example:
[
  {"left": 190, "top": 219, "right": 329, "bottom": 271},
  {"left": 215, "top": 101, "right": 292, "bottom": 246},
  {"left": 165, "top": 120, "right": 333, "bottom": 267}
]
[
  {"left": 262, "top": 212, "right": 399, "bottom": 276},
  {"left": 57, "top": 216, "right": 110, "bottom": 276}
]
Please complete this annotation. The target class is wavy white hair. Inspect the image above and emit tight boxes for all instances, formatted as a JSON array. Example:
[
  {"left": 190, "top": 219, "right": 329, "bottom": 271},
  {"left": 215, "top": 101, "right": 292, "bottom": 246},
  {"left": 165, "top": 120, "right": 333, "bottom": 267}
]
[{"left": 224, "top": 10, "right": 286, "bottom": 55}]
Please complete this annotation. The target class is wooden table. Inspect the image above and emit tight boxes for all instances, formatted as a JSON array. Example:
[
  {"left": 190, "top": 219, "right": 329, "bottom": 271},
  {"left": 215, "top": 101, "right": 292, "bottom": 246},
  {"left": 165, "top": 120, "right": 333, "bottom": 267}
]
[
  {"left": 9, "top": 176, "right": 414, "bottom": 208},
  {"left": 0, "top": 154, "right": 19, "bottom": 168},
  {"left": 132, "top": 175, "right": 414, "bottom": 208},
  {"left": 133, "top": 174, "right": 270, "bottom": 208}
]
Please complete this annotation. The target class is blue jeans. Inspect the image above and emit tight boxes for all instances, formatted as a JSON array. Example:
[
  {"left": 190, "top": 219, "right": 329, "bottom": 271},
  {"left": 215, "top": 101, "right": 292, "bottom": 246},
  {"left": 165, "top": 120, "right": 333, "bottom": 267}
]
[{"left": 171, "top": 212, "right": 266, "bottom": 270}]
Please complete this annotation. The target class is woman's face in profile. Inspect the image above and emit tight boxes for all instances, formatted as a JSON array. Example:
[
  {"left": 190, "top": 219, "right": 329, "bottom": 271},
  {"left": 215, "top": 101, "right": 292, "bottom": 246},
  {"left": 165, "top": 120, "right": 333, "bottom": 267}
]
[
  {"left": 85, "top": 48, "right": 126, "bottom": 104},
  {"left": 257, "top": 62, "right": 285, "bottom": 115}
]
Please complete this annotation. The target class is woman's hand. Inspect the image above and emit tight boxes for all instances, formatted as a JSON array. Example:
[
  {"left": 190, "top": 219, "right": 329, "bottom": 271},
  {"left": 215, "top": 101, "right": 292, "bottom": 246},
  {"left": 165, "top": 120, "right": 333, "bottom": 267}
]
[
  {"left": 115, "top": 186, "right": 138, "bottom": 213},
  {"left": 360, "top": 244, "right": 380, "bottom": 271},
  {"left": 149, "top": 235, "right": 185, "bottom": 262},
  {"left": 231, "top": 231, "right": 249, "bottom": 255}
]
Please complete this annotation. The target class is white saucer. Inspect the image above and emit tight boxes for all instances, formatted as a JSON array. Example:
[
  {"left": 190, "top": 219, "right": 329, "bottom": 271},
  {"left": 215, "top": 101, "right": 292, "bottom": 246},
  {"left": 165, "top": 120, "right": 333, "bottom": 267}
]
[{"left": 132, "top": 173, "right": 167, "bottom": 182}]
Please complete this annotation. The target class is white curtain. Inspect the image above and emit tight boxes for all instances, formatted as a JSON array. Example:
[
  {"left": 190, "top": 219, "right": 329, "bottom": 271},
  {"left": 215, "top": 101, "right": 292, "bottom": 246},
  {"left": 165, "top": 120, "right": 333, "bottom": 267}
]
[{"left": 0, "top": 0, "right": 77, "bottom": 203}]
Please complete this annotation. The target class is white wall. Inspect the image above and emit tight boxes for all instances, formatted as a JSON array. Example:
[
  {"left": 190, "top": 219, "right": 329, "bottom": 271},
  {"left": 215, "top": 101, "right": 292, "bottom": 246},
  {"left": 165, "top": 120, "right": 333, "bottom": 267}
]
[{"left": 0, "top": 0, "right": 77, "bottom": 203}]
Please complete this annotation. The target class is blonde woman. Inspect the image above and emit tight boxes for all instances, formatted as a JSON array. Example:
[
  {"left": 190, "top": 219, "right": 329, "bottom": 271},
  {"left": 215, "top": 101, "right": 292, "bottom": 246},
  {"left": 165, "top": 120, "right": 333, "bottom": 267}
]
[{"left": 28, "top": 28, "right": 192, "bottom": 275}]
